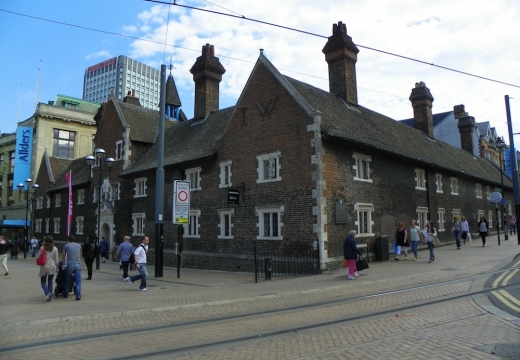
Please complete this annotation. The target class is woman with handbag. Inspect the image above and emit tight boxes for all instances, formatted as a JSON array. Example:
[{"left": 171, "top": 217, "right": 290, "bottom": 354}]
[
  {"left": 394, "top": 222, "right": 409, "bottom": 261},
  {"left": 421, "top": 221, "right": 437, "bottom": 263},
  {"left": 478, "top": 217, "right": 489, "bottom": 247},
  {"left": 38, "top": 236, "right": 59, "bottom": 302},
  {"left": 343, "top": 230, "right": 363, "bottom": 280}
]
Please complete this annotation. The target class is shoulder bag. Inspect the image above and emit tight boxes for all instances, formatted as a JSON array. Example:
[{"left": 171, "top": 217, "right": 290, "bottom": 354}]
[{"left": 36, "top": 247, "right": 47, "bottom": 266}]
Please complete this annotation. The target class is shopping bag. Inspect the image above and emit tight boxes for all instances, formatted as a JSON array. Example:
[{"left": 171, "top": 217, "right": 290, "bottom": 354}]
[
  {"left": 392, "top": 242, "right": 398, "bottom": 254},
  {"left": 467, "top": 232, "right": 472, "bottom": 243},
  {"left": 356, "top": 256, "right": 369, "bottom": 271},
  {"left": 36, "top": 247, "right": 46, "bottom": 266},
  {"left": 342, "top": 259, "right": 348, "bottom": 268},
  {"left": 433, "top": 237, "right": 441, "bottom": 246}
]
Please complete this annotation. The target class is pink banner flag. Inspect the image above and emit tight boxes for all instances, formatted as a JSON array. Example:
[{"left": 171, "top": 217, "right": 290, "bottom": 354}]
[{"left": 66, "top": 171, "right": 73, "bottom": 236}]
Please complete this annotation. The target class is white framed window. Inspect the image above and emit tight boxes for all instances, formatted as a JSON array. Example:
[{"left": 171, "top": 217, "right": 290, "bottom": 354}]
[
  {"left": 416, "top": 206, "right": 429, "bottom": 228},
  {"left": 257, "top": 151, "right": 282, "bottom": 183},
  {"left": 45, "top": 218, "right": 49, "bottom": 234},
  {"left": 132, "top": 213, "right": 145, "bottom": 235},
  {"left": 450, "top": 177, "right": 459, "bottom": 195},
  {"left": 77, "top": 189, "right": 85, "bottom": 204},
  {"left": 46, "top": 195, "right": 50, "bottom": 208},
  {"left": 36, "top": 196, "right": 43, "bottom": 209},
  {"left": 111, "top": 183, "right": 120, "bottom": 200},
  {"left": 256, "top": 205, "right": 284, "bottom": 240},
  {"left": 76, "top": 216, "right": 84, "bottom": 235},
  {"left": 498, "top": 211, "right": 502, "bottom": 229},
  {"left": 488, "top": 211, "right": 493, "bottom": 228},
  {"left": 186, "top": 167, "right": 202, "bottom": 191},
  {"left": 219, "top": 160, "right": 232, "bottom": 188},
  {"left": 415, "top": 169, "right": 426, "bottom": 190},
  {"left": 93, "top": 186, "right": 99, "bottom": 202},
  {"left": 452, "top": 209, "right": 460, "bottom": 219},
  {"left": 486, "top": 186, "right": 490, "bottom": 200},
  {"left": 218, "top": 208, "right": 234, "bottom": 239},
  {"left": 354, "top": 203, "right": 374, "bottom": 236},
  {"left": 35, "top": 219, "right": 42, "bottom": 233},
  {"left": 353, "top": 153, "right": 372, "bottom": 182},
  {"left": 477, "top": 210, "right": 484, "bottom": 222},
  {"left": 55, "top": 194, "right": 61, "bottom": 207},
  {"left": 437, "top": 208, "right": 445, "bottom": 231},
  {"left": 435, "top": 173, "right": 443, "bottom": 193},
  {"left": 53, "top": 218, "right": 60, "bottom": 234},
  {"left": 115, "top": 140, "right": 123, "bottom": 160},
  {"left": 476, "top": 183, "right": 482, "bottom": 198},
  {"left": 134, "top": 178, "right": 147, "bottom": 197},
  {"left": 184, "top": 210, "right": 201, "bottom": 238}
]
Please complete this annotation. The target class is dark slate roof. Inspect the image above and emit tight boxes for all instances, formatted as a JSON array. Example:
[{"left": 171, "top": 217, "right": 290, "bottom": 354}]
[
  {"left": 117, "top": 101, "right": 175, "bottom": 144},
  {"left": 166, "top": 74, "right": 182, "bottom": 107},
  {"left": 47, "top": 157, "right": 71, "bottom": 185},
  {"left": 399, "top": 110, "right": 452, "bottom": 128},
  {"left": 50, "top": 157, "right": 92, "bottom": 191},
  {"left": 284, "top": 76, "right": 510, "bottom": 187},
  {"left": 120, "top": 106, "right": 235, "bottom": 176}
]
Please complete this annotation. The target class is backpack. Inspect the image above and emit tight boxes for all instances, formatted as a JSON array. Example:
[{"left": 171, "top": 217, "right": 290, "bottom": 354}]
[{"left": 84, "top": 242, "right": 96, "bottom": 260}]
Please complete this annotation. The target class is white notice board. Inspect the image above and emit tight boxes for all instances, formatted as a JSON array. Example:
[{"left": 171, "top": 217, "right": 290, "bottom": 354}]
[{"left": 173, "top": 180, "right": 190, "bottom": 224}]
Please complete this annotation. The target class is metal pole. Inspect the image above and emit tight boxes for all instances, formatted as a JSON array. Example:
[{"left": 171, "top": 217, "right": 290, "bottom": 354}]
[
  {"left": 96, "top": 167, "right": 101, "bottom": 270},
  {"left": 505, "top": 95, "right": 520, "bottom": 244},
  {"left": 177, "top": 225, "right": 182, "bottom": 278},
  {"left": 496, "top": 202, "right": 501, "bottom": 245},
  {"left": 499, "top": 150, "right": 508, "bottom": 240},
  {"left": 24, "top": 190, "right": 29, "bottom": 259},
  {"left": 155, "top": 64, "right": 166, "bottom": 278}
]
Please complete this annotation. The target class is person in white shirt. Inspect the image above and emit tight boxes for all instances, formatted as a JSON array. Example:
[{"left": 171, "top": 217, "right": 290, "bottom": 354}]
[
  {"left": 30, "top": 236, "right": 39, "bottom": 257},
  {"left": 129, "top": 236, "right": 149, "bottom": 291}
]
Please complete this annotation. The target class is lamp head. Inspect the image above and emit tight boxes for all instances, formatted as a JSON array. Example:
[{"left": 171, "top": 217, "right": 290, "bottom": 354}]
[
  {"left": 85, "top": 155, "right": 95, "bottom": 166},
  {"left": 95, "top": 148, "right": 106, "bottom": 159},
  {"left": 25, "top": 178, "right": 32, "bottom": 184},
  {"left": 105, "top": 157, "right": 115, "bottom": 168},
  {"left": 17, "top": 183, "right": 24, "bottom": 190}
]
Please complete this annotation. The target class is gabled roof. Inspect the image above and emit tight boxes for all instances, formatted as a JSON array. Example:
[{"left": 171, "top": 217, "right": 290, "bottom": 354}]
[
  {"left": 46, "top": 155, "right": 92, "bottom": 191},
  {"left": 120, "top": 106, "right": 235, "bottom": 176}
]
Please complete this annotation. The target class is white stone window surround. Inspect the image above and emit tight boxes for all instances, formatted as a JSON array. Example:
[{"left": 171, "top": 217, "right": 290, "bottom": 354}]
[
  {"left": 218, "top": 208, "right": 234, "bottom": 239},
  {"left": 416, "top": 206, "right": 429, "bottom": 228},
  {"left": 488, "top": 211, "right": 493, "bottom": 228},
  {"left": 257, "top": 151, "right": 282, "bottom": 184},
  {"left": 134, "top": 177, "right": 147, "bottom": 198},
  {"left": 55, "top": 194, "right": 61, "bottom": 207},
  {"left": 53, "top": 218, "right": 60, "bottom": 234},
  {"left": 354, "top": 203, "right": 374, "bottom": 237},
  {"left": 184, "top": 210, "right": 201, "bottom": 238},
  {"left": 415, "top": 168, "right": 426, "bottom": 190},
  {"left": 353, "top": 153, "right": 372, "bottom": 183},
  {"left": 437, "top": 208, "right": 445, "bottom": 231},
  {"left": 435, "top": 173, "right": 443, "bottom": 193},
  {"left": 219, "top": 160, "right": 232, "bottom": 188},
  {"left": 255, "top": 205, "right": 284, "bottom": 240},
  {"left": 35, "top": 219, "right": 42, "bottom": 233},
  {"left": 486, "top": 186, "right": 490, "bottom": 200},
  {"left": 476, "top": 183, "right": 482, "bottom": 198},
  {"left": 76, "top": 216, "right": 84, "bottom": 234},
  {"left": 132, "top": 213, "right": 145, "bottom": 235},
  {"left": 77, "top": 189, "right": 85, "bottom": 205},
  {"left": 45, "top": 218, "right": 49, "bottom": 234},
  {"left": 115, "top": 140, "right": 123, "bottom": 160},
  {"left": 186, "top": 167, "right": 202, "bottom": 191},
  {"left": 450, "top": 177, "right": 459, "bottom": 195},
  {"left": 36, "top": 196, "right": 43, "bottom": 209}
]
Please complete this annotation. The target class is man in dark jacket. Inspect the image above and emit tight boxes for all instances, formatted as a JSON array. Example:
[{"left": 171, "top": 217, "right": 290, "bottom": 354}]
[
  {"left": 82, "top": 236, "right": 98, "bottom": 280},
  {"left": 343, "top": 230, "right": 363, "bottom": 280}
]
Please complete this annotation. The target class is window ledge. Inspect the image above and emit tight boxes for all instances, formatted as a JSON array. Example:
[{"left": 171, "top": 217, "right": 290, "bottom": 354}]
[
  {"left": 184, "top": 235, "right": 201, "bottom": 239},
  {"left": 134, "top": 195, "right": 147, "bottom": 198},
  {"left": 256, "top": 178, "right": 281, "bottom": 184},
  {"left": 217, "top": 236, "right": 235, "bottom": 240},
  {"left": 219, "top": 184, "right": 232, "bottom": 189},
  {"left": 436, "top": 190, "right": 443, "bottom": 194},
  {"left": 353, "top": 177, "right": 373, "bottom": 183},
  {"left": 256, "top": 236, "right": 283, "bottom": 241},
  {"left": 451, "top": 192, "right": 459, "bottom": 195},
  {"left": 415, "top": 186, "right": 426, "bottom": 190},
  {"left": 356, "top": 233, "right": 374, "bottom": 238}
]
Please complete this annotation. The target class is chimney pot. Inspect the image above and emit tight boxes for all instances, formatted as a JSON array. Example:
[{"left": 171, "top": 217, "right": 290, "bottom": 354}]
[{"left": 409, "top": 82, "right": 434, "bottom": 137}]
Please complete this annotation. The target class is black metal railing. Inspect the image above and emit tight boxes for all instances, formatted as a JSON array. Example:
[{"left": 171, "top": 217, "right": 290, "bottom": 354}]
[{"left": 254, "top": 241, "right": 320, "bottom": 282}]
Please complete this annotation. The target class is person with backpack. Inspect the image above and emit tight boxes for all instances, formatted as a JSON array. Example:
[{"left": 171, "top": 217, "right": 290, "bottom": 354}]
[
  {"left": 82, "top": 236, "right": 98, "bottom": 280},
  {"left": 115, "top": 236, "right": 134, "bottom": 282},
  {"left": 128, "top": 236, "right": 149, "bottom": 291}
]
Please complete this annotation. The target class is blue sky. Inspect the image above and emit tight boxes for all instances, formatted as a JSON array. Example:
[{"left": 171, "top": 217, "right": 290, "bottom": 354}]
[{"left": 1, "top": 0, "right": 520, "bottom": 143}]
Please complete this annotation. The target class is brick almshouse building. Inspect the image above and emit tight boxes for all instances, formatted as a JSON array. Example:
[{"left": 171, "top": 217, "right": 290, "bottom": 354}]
[{"left": 34, "top": 22, "right": 512, "bottom": 271}]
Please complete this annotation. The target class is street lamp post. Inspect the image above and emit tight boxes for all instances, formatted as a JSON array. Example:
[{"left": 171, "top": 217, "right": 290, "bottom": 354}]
[
  {"left": 17, "top": 179, "right": 39, "bottom": 258},
  {"left": 496, "top": 137, "right": 509, "bottom": 240},
  {"left": 85, "top": 149, "right": 114, "bottom": 270}
]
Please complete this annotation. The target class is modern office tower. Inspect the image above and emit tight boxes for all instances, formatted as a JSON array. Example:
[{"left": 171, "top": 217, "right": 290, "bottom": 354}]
[{"left": 83, "top": 56, "right": 161, "bottom": 109}]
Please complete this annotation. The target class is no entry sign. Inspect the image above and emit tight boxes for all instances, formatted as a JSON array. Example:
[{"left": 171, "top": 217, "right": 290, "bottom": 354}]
[{"left": 173, "top": 180, "right": 190, "bottom": 224}]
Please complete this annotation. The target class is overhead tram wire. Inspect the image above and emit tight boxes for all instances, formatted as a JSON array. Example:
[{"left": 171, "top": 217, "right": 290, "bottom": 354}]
[{"left": 144, "top": 0, "right": 520, "bottom": 90}]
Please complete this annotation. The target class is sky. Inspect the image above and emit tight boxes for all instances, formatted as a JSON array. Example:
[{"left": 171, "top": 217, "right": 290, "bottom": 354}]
[{"left": 1, "top": 0, "right": 520, "bottom": 147}]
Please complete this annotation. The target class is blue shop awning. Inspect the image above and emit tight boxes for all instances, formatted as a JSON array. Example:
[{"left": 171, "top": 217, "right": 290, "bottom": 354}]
[{"left": 0, "top": 220, "right": 30, "bottom": 227}]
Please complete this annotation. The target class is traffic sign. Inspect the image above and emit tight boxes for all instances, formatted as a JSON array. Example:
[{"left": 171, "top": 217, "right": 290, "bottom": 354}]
[
  {"left": 490, "top": 192, "right": 502, "bottom": 203},
  {"left": 173, "top": 180, "right": 190, "bottom": 224},
  {"left": 500, "top": 198, "right": 508, "bottom": 205}
]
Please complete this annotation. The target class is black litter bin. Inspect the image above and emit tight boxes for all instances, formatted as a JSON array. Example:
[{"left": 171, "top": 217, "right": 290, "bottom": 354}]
[{"left": 375, "top": 235, "right": 389, "bottom": 261}]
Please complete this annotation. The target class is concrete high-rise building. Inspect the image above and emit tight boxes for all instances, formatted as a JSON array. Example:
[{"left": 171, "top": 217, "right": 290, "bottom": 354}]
[{"left": 83, "top": 56, "right": 161, "bottom": 109}]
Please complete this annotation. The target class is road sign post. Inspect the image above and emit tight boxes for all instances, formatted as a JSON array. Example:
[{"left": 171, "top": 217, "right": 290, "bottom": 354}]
[
  {"left": 173, "top": 181, "right": 190, "bottom": 278},
  {"left": 490, "top": 192, "right": 502, "bottom": 245}
]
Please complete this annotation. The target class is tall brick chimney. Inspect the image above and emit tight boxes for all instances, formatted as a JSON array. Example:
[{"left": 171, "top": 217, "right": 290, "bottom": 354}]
[
  {"left": 409, "top": 82, "right": 434, "bottom": 137},
  {"left": 189, "top": 44, "right": 226, "bottom": 120},
  {"left": 455, "top": 104, "right": 476, "bottom": 154},
  {"left": 322, "top": 21, "right": 359, "bottom": 105}
]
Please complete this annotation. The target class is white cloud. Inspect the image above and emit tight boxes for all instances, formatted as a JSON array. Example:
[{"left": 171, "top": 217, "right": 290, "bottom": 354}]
[{"left": 85, "top": 50, "right": 111, "bottom": 60}]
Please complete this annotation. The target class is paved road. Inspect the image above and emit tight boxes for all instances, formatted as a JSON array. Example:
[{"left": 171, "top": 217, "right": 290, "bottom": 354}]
[{"left": 1, "top": 235, "right": 519, "bottom": 359}]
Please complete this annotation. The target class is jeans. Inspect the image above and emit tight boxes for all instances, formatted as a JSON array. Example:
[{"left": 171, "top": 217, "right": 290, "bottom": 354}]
[
  {"left": 130, "top": 263, "right": 148, "bottom": 289},
  {"left": 396, "top": 245, "right": 408, "bottom": 256},
  {"left": 510, "top": 225, "right": 516, "bottom": 235},
  {"left": 85, "top": 259, "right": 94, "bottom": 279},
  {"left": 41, "top": 275, "right": 54, "bottom": 299},
  {"left": 31, "top": 247, "right": 36, "bottom": 257},
  {"left": 410, "top": 240, "right": 419, "bottom": 257},
  {"left": 453, "top": 230, "right": 461, "bottom": 248},
  {"left": 427, "top": 242, "right": 435, "bottom": 260},
  {"left": 121, "top": 261, "right": 129, "bottom": 279},
  {"left": 63, "top": 263, "right": 81, "bottom": 299}
]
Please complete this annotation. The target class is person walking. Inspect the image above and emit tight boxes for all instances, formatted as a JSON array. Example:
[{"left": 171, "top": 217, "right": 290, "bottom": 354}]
[
  {"left": 421, "top": 221, "right": 437, "bottom": 263},
  {"left": 460, "top": 216, "right": 470, "bottom": 245},
  {"left": 11, "top": 236, "right": 20, "bottom": 259},
  {"left": 0, "top": 235, "right": 9, "bottom": 276},
  {"left": 38, "top": 235, "right": 59, "bottom": 302},
  {"left": 82, "top": 236, "right": 97, "bottom": 280},
  {"left": 30, "top": 235, "right": 39, "bottom": 257},
  {"left": 343, "top": 230, "right": 363, "bottom": 280},
  {"left": 62, "top": 235, "right": 82, "bottom": 300},
  {"left": 394, "top": 222, "right": 409, "bottom": 261},
  {"left": 129, "top": 236, "right": 149, "bottom": 291},
  {"left": 508, "top": 214, "right": 517, "bottom": 235},
  {"left": 478, "top": 217, "right": 489, "bottom": 247},
  {"left": 99, "top": 237, "right": 108, "bottom": 263},
  {"left": 115, "top": 236, "right": 134, "bottom": 282},
  {"left": 409, "top": 219, "right": 422, "bottom": 261},
  {"left": 452, "top": 216, "right": 462, "bottom": 249}
]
